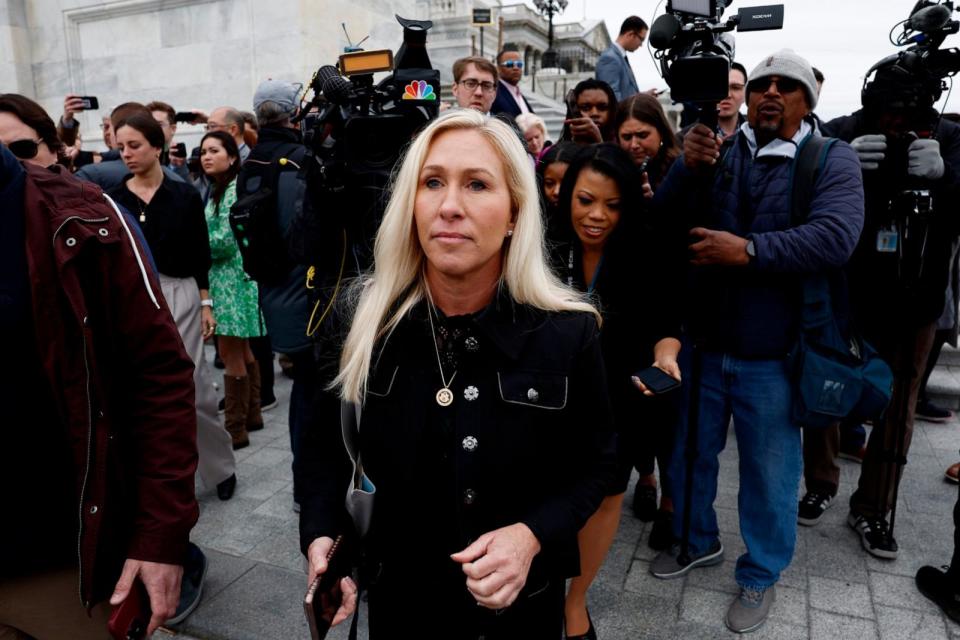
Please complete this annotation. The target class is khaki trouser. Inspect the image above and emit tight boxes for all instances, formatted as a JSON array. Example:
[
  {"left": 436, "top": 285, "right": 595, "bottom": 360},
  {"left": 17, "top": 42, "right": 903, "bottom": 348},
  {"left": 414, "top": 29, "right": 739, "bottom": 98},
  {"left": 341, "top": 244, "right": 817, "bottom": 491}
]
[{"left": 0, "top": 567, "right": 111, "bottom": 639}]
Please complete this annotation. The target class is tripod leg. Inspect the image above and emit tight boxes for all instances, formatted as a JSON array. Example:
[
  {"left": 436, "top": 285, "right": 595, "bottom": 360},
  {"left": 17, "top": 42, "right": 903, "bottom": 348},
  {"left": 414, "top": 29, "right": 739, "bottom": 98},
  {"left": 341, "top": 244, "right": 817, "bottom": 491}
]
[{"left": 679, "top": 344, "right": 703, "bottom": 565}]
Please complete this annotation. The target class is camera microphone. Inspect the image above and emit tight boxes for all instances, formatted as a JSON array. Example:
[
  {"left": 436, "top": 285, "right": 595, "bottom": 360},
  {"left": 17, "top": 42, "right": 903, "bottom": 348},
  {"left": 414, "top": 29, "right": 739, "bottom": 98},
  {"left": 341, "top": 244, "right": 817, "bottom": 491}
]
[
  {"left": 315, "top": 65, "right": 353, "bottom": 105},
  {"left": 908, "top": 3, "right": 953, "bottom": 33},
  {"left": 650, "top": 13, "right": 682, "bottom": 49}
]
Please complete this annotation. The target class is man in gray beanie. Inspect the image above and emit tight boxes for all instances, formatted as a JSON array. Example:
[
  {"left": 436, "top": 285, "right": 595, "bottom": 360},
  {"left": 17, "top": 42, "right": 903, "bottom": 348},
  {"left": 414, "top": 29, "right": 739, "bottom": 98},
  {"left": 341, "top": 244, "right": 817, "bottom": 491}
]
[{"left": 647, "top": 49, "right": 865, "bottom": 634}]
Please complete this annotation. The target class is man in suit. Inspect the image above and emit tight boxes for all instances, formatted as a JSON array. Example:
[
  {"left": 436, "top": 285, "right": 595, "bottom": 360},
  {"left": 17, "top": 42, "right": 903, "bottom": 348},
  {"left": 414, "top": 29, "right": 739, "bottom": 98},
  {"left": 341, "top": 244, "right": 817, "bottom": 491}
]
[
  {"left": 491, "top": 45, "right": 534, "bottom": 119},
  {"left": 452, "top": 56, "right": 500, "bottom": 115},
  {"left": 597, "top": 16, "right": 647, "bottom": 102}
]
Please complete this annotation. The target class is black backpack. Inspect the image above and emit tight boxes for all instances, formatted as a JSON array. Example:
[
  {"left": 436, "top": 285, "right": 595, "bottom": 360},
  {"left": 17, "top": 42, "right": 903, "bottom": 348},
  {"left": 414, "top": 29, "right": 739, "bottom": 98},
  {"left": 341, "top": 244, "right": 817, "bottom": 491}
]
[{"left": 229, "top": 142, "right": 301, "bottom": 286}]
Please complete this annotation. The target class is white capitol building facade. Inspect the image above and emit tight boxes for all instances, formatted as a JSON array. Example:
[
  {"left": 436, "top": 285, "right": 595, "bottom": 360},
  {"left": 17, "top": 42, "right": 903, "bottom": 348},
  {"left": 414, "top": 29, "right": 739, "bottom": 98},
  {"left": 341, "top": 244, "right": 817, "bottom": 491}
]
[{"left": 1, "top": 0, "right": 671, "bottom": 145}]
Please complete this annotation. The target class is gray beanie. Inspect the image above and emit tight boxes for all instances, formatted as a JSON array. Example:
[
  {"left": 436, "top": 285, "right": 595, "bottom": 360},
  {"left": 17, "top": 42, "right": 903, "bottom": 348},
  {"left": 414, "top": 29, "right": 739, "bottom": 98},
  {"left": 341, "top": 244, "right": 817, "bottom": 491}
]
[{"left": 749, "top": 49, "right": 818, "bottom": 110}]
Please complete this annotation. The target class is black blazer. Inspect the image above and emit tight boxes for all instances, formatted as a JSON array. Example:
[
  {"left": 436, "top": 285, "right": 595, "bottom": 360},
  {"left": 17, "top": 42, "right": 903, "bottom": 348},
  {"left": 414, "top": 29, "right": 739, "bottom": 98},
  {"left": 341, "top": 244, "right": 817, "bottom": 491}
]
[
  {"left": 491, "top": 81, "right": 534, "bottom": 119},
  {"left": 298, "top": 292, "right": 616, "bottom": 621}
]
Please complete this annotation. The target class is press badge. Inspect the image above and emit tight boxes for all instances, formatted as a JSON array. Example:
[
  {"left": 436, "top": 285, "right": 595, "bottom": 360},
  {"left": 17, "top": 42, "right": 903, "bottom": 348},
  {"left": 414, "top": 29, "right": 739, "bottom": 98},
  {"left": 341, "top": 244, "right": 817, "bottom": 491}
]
[{"left": 876, "top": 226, "right": 899, "bottom": 253}]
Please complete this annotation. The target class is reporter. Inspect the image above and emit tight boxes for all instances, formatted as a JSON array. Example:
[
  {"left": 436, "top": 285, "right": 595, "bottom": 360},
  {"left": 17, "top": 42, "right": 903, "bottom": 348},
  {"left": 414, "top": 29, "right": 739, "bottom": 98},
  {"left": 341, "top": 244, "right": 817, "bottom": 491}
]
[
  {"left": 614, "top": 93, "right": 681, "bottom": 198},
  {"left": 299, "top": 110, "right": 616, "bottom": 638},
  {"left": 562, "top": 79, "right": 618, "bottom": 144},
  {"left": 548, "top": 143, "right": 681, "bottom": 637}
]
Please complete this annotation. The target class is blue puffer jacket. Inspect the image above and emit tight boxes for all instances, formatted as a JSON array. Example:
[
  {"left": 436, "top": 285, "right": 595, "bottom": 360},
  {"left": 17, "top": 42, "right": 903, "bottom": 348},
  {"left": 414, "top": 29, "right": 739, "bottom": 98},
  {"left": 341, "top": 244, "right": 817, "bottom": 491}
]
[{"left": 656, "top": 123, "right": 865, "bottom": 357}]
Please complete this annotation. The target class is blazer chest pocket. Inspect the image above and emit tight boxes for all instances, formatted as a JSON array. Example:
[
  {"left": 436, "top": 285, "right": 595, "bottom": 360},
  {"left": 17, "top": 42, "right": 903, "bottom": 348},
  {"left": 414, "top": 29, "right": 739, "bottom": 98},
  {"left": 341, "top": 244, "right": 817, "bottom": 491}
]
[
  {"left": 497, "top": 371, "right": 568, "bottom": 410},
  {"left": 367, "top": 365, "right": 399, "bottom": 398}
]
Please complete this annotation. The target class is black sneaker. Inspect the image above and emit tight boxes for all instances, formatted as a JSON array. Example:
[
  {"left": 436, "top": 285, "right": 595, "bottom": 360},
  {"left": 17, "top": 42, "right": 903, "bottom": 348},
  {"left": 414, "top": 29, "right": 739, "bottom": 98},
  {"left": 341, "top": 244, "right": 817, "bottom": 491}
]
[
  {"left": 916, "top": 565, "right": 960, "bottom": 623},
  {"left": 797, "top": 491, "right": 834, "bottom": 526},
  {"left": 166, "top": 543, "right": 208, "bottom": 625},
  {"left": 848, "top": 512, "right": 898, "bottom": 559},
  {"left": 916, "top": 399, "right": 954, "bottom": 423}
]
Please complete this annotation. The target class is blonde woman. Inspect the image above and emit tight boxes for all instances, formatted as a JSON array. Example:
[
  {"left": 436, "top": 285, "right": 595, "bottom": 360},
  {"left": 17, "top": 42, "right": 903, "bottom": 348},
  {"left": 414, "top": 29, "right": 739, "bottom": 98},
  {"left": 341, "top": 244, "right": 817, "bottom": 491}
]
[
  {"left": 299, "top": 110, "right": 617, "bottom": 638},
  {"left": 516, "top": 112, "right": 548, "bottom": 157}
]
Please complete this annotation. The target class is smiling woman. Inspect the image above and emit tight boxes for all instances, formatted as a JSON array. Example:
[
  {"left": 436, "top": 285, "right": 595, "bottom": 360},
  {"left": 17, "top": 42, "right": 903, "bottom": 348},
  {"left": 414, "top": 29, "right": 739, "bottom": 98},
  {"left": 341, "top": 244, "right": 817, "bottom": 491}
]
[{"left": 298, "top": 109, "right": 618, "bottom": 638}]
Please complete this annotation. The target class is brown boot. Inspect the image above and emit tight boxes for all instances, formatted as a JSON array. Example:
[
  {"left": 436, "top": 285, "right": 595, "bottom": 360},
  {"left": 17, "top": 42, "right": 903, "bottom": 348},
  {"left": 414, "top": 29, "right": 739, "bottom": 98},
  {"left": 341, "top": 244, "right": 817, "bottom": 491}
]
[
  {"left": 224, "top": 375, "right": 250, "bottom": 450},
  {"left": 246, "top": 361, "right": 265, "bottom": 432}
]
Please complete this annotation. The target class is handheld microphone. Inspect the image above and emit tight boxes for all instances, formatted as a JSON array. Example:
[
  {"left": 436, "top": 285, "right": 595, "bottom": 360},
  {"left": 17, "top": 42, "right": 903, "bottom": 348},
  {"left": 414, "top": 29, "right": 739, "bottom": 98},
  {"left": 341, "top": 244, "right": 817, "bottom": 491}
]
[
  {"left": 650, "top": 14, "right": 682, "bottom": 50},
  {"left": 908, "top": 3, "right": 952, "bottom": 32}
]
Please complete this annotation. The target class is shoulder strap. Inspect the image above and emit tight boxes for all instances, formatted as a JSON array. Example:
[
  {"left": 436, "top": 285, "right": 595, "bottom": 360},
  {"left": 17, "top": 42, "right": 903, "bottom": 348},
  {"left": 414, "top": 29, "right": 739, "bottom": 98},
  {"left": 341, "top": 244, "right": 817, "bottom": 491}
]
[
  {"left": 340, "top": 400, "right": 362, "bottom": 466},
  {"left": 790, "top": 134, "right": 837, "bottom": 226},
  {"left": 791, "top": 134, "right": 840, "bottom": 330}
]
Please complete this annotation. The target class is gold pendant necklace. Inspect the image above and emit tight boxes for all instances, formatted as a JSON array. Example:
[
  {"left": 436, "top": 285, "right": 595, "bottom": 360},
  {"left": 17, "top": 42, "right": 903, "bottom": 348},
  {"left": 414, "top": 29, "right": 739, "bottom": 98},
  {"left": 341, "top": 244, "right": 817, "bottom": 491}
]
[{"left": 427, "top": 305, "right": 457, "bottom": 407}]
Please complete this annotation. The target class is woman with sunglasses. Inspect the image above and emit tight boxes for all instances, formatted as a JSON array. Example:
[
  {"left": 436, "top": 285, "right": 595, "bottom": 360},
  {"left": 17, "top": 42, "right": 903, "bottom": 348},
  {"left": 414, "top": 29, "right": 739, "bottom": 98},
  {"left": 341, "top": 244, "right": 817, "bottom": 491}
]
[
  {"left": 0, "top": 94, "right": 62, "bottom": 166},
  {"left": 107, "top": 112, "right": 238, "bottom": 499},
  {"left": 199, "top": 130, "right": 266, "bottom": 452}
]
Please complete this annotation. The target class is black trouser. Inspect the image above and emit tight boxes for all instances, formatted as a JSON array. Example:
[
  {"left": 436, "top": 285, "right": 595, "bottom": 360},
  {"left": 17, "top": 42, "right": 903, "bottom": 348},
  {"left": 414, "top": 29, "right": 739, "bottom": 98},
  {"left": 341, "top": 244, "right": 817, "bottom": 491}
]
[
  {"left": 367, "top": 577, "right": 564, "bottom": 640},
  {"left": 918, "top": 329, "right": 952, "bottom": 404},
  {"left": 249, "top": 335, "right": 275, "bottom": 403}
]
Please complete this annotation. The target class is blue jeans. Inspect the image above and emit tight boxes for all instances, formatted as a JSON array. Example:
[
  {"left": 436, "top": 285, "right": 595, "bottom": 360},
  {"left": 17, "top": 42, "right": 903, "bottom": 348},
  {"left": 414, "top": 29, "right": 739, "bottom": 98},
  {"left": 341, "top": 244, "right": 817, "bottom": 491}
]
[{"left": 669, "top": 349, "right": 802, "bottom": 590}]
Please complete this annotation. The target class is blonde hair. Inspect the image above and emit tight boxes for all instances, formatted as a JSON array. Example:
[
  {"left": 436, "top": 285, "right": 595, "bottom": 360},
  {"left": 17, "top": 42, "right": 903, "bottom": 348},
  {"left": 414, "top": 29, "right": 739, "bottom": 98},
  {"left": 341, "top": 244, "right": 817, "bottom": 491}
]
[
  {"left": 515, "top": 112, "right": 547, "bottom": 138},
  {"left": 334, "top": 109, "right": 598, "bottom": 403}
]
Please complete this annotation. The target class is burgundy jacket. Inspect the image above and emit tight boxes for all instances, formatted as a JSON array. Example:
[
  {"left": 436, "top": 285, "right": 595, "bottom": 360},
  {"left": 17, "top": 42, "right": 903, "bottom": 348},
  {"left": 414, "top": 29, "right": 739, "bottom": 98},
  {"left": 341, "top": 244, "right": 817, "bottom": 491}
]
[{"left": 21, "top": 162, "right": 199, "bottom": 607}]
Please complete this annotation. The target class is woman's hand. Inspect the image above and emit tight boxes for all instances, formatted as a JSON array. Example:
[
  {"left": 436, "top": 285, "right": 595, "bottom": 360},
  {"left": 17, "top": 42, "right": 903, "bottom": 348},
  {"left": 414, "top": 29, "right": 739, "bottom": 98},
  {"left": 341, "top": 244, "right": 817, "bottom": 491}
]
[
  {"left": 641, "top": 171, "right": 654, "bottom": 199},
  {"left": 306, "top": 536, "right": 359, "bottom": 627},
  {"left": 201, "top": 306, "right": 216, "bottom": 339},
  {"left": 566, "top": 116, "right": 603, "bottom": 144},
  {"left": 450, "top": 523, "right": 541, "bottom": 609},
  {"left": 632, "top": 338, "right": 682, "bottom": 396}
]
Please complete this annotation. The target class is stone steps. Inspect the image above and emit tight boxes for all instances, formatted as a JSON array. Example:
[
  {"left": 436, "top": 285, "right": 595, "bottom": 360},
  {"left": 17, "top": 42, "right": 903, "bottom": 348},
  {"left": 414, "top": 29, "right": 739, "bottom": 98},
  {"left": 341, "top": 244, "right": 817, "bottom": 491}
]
[{"left": 927, "top": 345, "right": 960, "bottom": 410}]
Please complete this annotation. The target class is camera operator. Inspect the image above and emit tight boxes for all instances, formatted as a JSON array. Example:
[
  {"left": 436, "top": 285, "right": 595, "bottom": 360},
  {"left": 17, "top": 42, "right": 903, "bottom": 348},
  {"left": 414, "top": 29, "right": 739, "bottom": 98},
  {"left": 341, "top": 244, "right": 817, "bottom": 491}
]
[
  {"left": 238, "top": 79, "right": 315, "bottom": 511},
  {"left": 800, "top": 57, "right": 960, "bottom": 560},
  {"left": 648, "top": 50, "right": 864, "bottom": 633}
]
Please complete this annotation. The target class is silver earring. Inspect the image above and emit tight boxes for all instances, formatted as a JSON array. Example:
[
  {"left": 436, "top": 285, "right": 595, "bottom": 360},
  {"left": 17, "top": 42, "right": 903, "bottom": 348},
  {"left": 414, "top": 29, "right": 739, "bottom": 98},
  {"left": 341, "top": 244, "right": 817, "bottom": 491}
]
[{"left": 506, "top": 229, "right": 514, "bottom": 237}]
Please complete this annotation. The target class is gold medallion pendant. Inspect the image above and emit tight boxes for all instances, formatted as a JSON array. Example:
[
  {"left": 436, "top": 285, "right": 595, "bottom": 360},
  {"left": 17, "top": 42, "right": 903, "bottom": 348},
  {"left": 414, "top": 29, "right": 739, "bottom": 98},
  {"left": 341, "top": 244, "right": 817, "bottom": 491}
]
[{"left": 436, "top": 388, "right": 454, "bottom": 407}]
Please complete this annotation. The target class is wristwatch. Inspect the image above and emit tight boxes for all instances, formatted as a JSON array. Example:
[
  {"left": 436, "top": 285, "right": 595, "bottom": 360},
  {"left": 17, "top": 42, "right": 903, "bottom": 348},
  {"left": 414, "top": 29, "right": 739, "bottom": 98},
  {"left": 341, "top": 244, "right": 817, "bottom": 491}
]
[
  {"left": 745, "top": 238, "right": 756, "bottom": 262},
  {"left": 200, "top": 299, "right": 214, "bottom": 308}
]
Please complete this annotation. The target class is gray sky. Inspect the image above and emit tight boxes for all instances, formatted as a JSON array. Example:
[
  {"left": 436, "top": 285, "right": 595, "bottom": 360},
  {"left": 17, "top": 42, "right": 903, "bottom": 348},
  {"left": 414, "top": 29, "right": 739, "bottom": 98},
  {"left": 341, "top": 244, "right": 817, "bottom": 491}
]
[{"left": 527, "top": 0, "right": 960, "bottom": 120}]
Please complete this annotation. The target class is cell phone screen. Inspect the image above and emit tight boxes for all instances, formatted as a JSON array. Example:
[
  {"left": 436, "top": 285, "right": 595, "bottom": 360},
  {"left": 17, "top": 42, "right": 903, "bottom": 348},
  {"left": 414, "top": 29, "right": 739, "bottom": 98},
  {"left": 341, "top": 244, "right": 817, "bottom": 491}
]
[{"left": 633, "top": 366, "right": 681, "bottom": 394}]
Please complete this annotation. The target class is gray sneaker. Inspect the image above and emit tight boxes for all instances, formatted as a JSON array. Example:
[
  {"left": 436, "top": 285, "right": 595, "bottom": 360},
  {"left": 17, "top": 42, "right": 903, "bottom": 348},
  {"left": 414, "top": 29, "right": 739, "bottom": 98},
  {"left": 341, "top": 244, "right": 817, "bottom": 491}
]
[
  {"left": 650, "top": 540, "right": 724, "bottom": 579},
  {"left": 726, "top": 585, "right": 775, "bottom": 634}
]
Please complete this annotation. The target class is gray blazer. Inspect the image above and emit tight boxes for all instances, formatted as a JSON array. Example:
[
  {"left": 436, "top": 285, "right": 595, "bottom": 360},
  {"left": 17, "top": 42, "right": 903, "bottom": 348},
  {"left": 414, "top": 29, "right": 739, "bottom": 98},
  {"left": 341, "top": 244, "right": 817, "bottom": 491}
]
[{"left": 596, "top": 44, "right": 639, "bottom": 102}]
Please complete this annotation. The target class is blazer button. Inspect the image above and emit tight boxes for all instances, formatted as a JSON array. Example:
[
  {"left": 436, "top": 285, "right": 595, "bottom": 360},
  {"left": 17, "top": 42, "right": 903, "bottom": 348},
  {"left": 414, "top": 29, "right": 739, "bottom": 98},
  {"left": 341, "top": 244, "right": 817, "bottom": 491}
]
[
  {"left": 463, "top": 488, "right": 477, "bottom": 505},
  {"left": 462, "top": 435, "right": 478, "bottom": 452},
  {"left": 464, "top": 385, "right": 479, "bottom": 401},
  {"left": 465, "top": 336, "right": 479, "bottom": 352},
  {"left": 65, "top": 237, "right": 77, "bottom": 247},
  {"left": 527, "top": 388, "right": 539, "bottom": 402}
]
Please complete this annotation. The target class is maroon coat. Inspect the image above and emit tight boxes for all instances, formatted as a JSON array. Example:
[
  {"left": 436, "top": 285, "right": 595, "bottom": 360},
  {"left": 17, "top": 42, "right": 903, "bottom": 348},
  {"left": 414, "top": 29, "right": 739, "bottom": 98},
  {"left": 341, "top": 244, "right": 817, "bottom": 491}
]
[{"left": 21, "top": 162, "right": 199, "bottom": 607}]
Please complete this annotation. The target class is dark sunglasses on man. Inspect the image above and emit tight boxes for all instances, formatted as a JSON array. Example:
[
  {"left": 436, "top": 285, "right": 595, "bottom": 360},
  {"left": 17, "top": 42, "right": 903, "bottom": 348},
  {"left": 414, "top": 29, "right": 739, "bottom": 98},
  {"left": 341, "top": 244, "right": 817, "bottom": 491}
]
[
  {"left": 7, "top": 138, "right": 42, "bottom": 160},
  {"left": 501, "top": 60, "right": 524, "bottom": 69},
  {"left": 746, "top": 76, "right": 801, "bottom": 95}
]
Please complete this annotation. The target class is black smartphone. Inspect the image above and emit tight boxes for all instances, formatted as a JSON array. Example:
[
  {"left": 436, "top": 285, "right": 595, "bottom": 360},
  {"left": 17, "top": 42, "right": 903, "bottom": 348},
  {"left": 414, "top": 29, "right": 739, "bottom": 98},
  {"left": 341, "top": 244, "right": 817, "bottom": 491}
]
[
  {"left": 107, "top": 579, "right": 151, "bottom": 640},
  {"left": 174, "top": 111, "right": 199, "bottom": 123},
  {"left": 633, "top": 366, "right": 681, "bottom": 395},
  {"left": 78, "top": 96, "right": 99, "bottom": 110},
  {"left": 304, "top": 535, "right": 351, "bottom": 640},
  {"left": 172, "top": 142, "right": 187, "bottom": 158}
]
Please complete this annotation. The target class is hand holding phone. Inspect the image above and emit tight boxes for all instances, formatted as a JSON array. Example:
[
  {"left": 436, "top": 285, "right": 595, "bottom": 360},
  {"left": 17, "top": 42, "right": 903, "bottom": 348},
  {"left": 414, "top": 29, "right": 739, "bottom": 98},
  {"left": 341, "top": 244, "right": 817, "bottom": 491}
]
[
  {"left": 632, "top": 365, "right": 681, "bottom": 395},
  {"left": 305, "top": 535, "right": 357, "bottom": 639},
  {"left": 107, "top": 579, "right": 151, "bottom": 640}
]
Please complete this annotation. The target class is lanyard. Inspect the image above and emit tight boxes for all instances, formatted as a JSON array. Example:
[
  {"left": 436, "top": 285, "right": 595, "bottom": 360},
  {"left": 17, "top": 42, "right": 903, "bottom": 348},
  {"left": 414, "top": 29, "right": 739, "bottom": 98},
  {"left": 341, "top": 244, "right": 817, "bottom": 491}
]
[{"left": 567, "top": 246, "right": 604, "bottom": 294}]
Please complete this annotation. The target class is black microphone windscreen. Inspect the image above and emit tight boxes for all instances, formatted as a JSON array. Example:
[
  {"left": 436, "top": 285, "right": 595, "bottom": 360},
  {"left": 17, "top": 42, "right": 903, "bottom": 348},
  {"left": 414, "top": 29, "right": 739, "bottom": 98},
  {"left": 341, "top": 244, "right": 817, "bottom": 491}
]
[
  {"left": 650, "top": 14, "right": 681, "bottom": 50},
  {"left": 316, "top": 65, "right": 352, "bottom": 105},
  {"left": 908, "top": 4, "right": 952, "bottom": 32}
]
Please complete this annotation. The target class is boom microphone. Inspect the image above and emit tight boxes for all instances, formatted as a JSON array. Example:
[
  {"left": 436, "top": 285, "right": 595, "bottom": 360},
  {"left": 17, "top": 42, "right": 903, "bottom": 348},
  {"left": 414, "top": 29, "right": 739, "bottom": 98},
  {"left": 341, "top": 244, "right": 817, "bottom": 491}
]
[
  {"left": 908, "top": 4, "right": 952, "bottom": 32},
  {"left": 315, "top": 65, "right": 353, "bottom": 105},
  {"left": 650, "top": 13, "right": 682, "bottom": 50}
]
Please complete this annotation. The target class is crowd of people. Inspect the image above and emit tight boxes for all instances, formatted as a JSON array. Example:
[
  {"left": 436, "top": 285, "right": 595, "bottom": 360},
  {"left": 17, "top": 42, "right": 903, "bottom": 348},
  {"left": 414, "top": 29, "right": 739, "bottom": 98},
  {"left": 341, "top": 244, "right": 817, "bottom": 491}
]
[{"left": 5, "top": 12, "right": 960, "bottom": 640}]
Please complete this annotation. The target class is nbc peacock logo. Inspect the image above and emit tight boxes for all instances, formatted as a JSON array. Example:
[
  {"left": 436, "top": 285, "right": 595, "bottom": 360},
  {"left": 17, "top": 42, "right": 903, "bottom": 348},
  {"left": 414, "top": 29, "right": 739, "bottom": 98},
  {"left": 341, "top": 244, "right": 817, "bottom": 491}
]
[{"left": 403, "top": 80, "right": 436, "bottom": 101}]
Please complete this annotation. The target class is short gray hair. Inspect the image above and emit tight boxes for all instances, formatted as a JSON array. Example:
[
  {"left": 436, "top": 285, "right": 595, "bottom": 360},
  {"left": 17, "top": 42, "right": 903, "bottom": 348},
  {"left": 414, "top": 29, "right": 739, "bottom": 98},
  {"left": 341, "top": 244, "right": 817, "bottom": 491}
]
[{"left": 255, "top": 100, "right": 292, "bottom": 127}]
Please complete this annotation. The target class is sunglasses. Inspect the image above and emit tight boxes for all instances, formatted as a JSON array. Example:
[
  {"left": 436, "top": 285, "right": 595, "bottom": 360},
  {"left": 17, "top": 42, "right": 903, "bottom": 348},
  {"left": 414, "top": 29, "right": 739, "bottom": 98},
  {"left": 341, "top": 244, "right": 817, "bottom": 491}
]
[
  {"left": 746, "top": 76, "right": 801, "bottom": 95},
  {"left": 7, "top": 138, "right": 42, "bottom": 159},
  {"left": 501, "top": 60, "right": 524, "bottom": 69}
]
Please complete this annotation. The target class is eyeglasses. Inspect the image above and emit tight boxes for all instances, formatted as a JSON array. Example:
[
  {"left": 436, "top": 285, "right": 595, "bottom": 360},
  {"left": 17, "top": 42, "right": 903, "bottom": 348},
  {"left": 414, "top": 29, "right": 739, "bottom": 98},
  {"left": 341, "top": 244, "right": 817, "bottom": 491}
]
[
  {"left": 746, "top": 76, "right": 801, "bottom": 95},
  {"left": 7, "top": 138, "right": 42, "bottom": 159},
  {"left": 501, "top": 60, "right": 524, "bottom": 69},
  {"left": 459, "top": 79, "right": 497, "bottom": 93},
  {"left": 206, "top": 122, "right": 226, "bottom": 131}
]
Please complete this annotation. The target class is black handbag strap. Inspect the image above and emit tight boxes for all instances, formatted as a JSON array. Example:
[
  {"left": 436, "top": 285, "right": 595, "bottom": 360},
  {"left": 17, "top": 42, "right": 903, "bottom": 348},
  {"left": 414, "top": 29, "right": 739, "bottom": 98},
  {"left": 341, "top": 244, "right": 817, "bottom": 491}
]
[{"left": 790, "top": 133, "right": 839, "bottom": 331}]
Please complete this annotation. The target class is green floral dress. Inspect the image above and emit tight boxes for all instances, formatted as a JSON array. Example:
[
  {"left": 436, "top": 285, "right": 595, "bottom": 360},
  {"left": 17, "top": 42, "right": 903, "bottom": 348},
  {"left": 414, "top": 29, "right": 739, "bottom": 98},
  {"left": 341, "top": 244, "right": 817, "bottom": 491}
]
[{"left": 206, "top": 178, "right": 264, "bottom": 338}]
